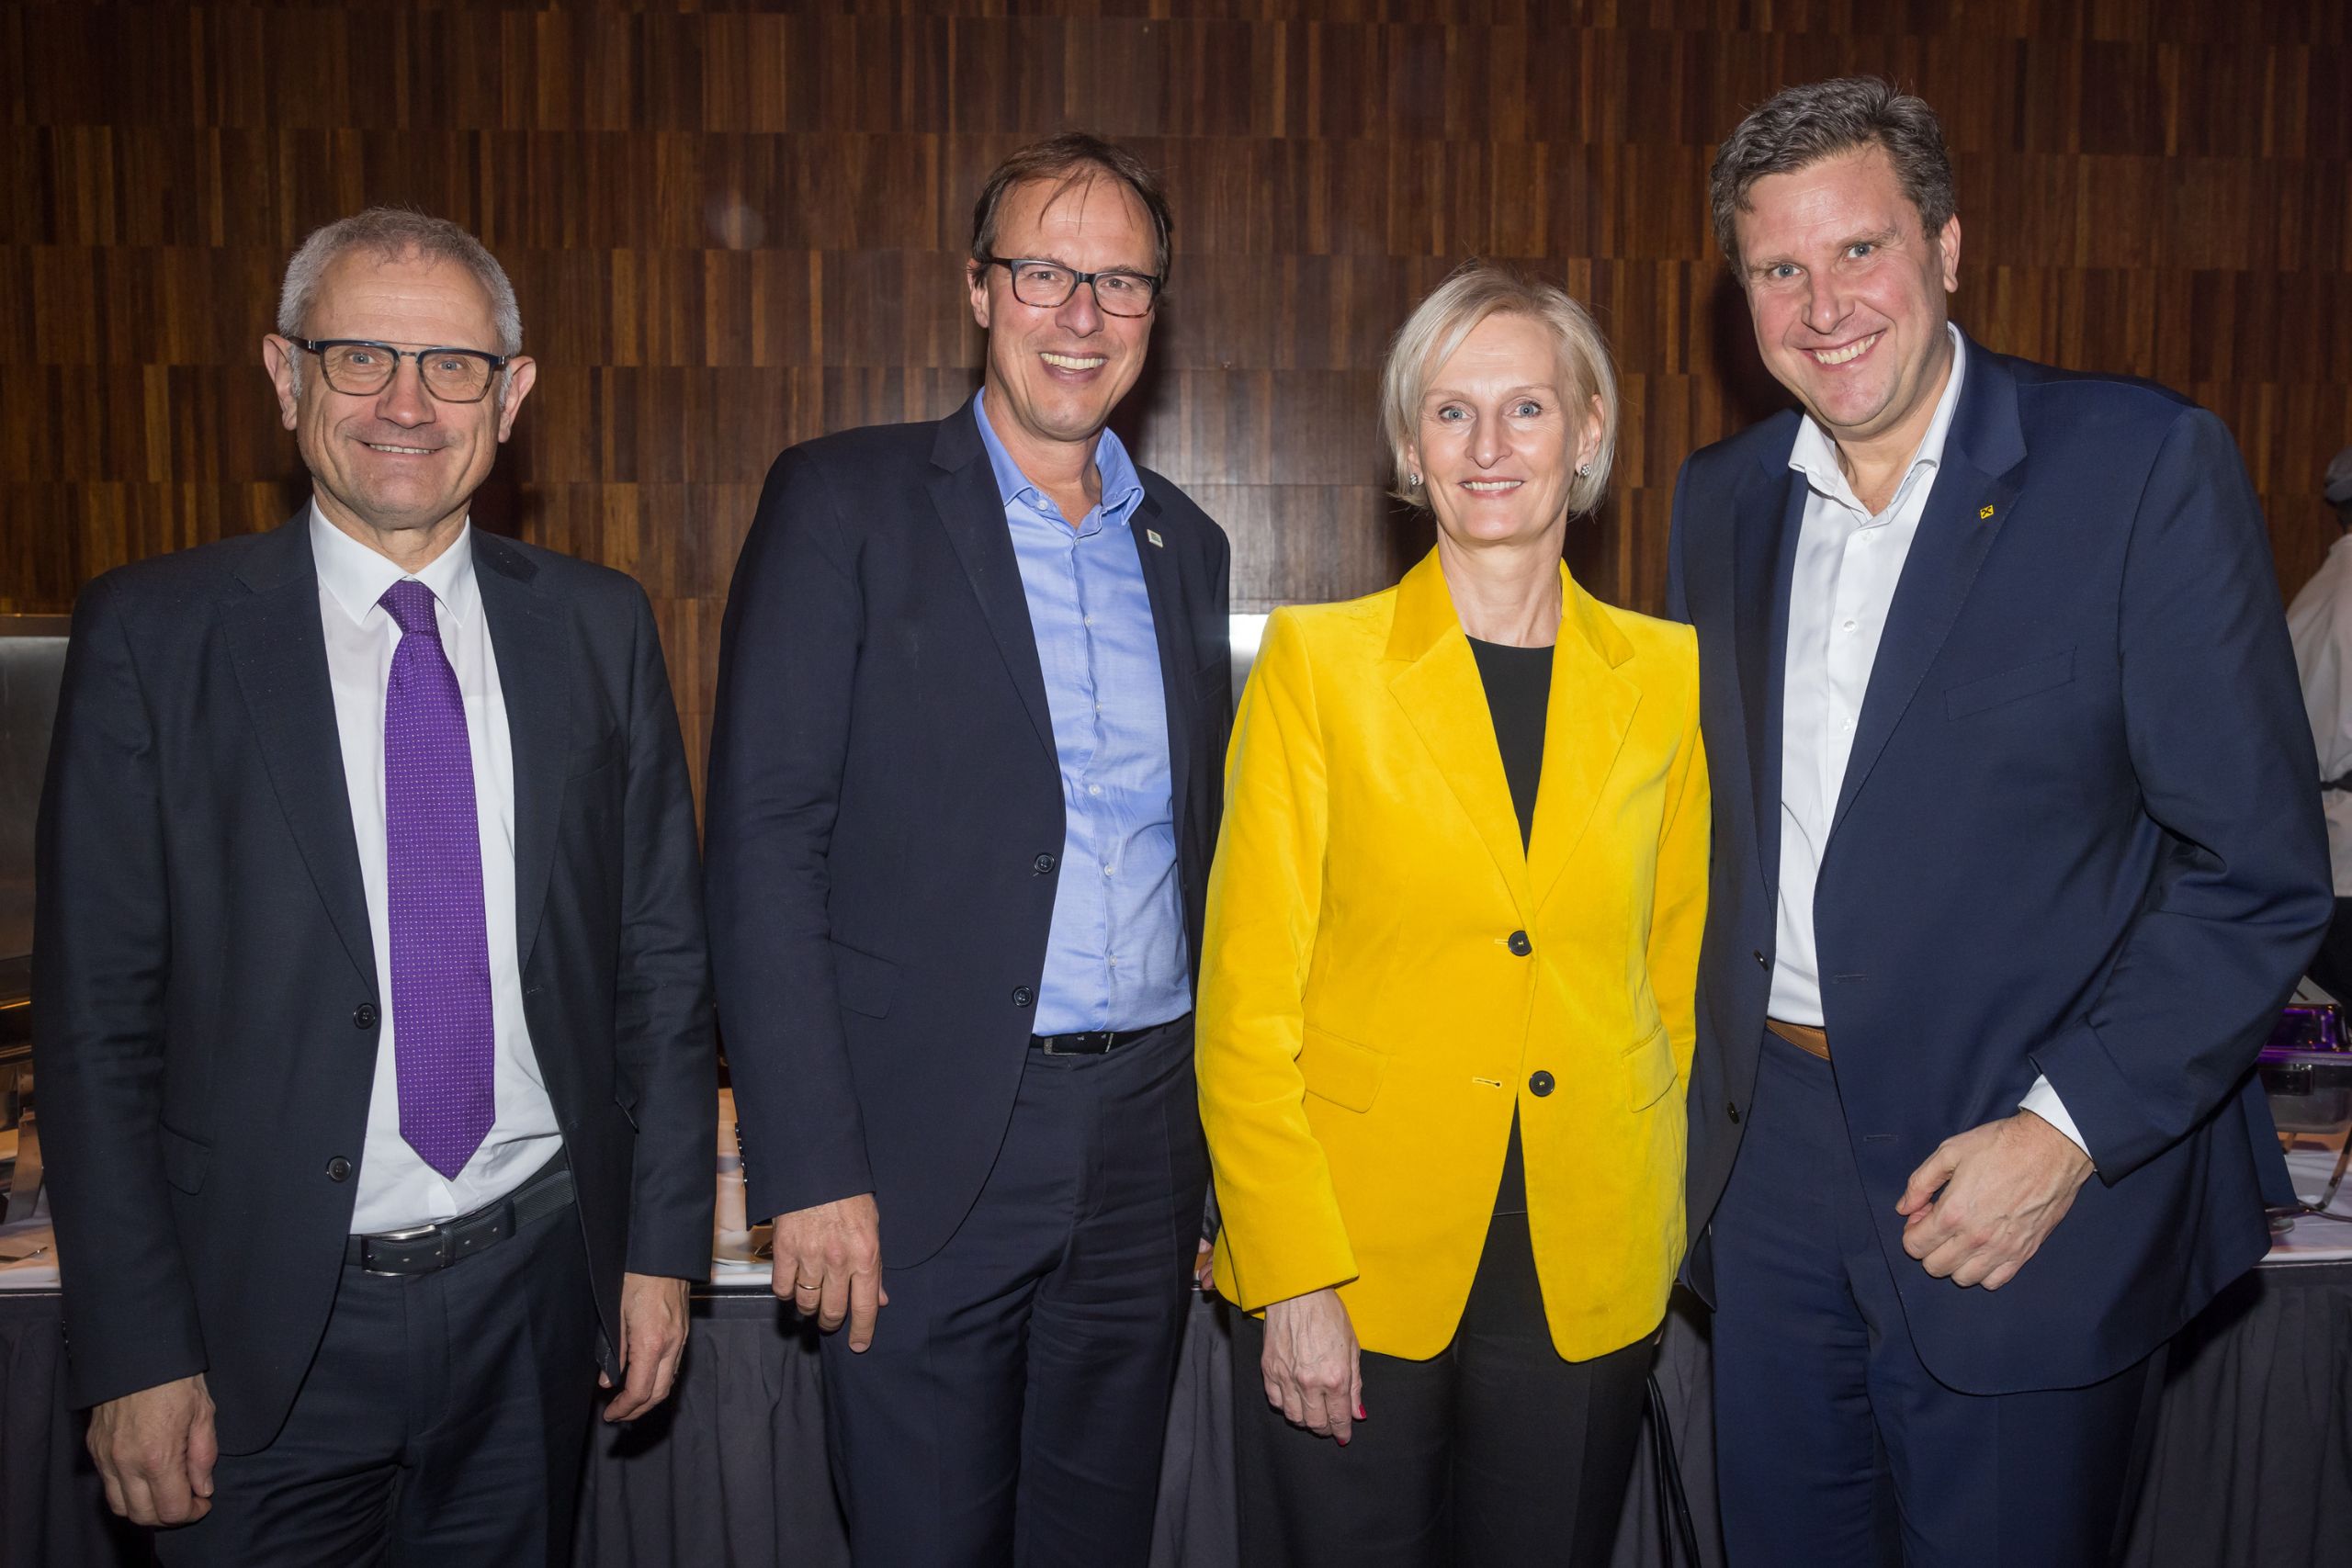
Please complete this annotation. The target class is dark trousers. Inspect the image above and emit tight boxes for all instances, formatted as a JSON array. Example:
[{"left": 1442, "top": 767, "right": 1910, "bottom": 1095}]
[
  {"left": 154, "top": 1190, "right": 599, "bottom": 1568},
  {"left": 819, "top": 1016, "right": 1208, "bottom": 1568},
  {"left": 1711, "top": 1033, "right": 2165, "bottom": 1568},
  {"left": 1229, "top": 1212, "right": 1653, "bottom": 1568}
]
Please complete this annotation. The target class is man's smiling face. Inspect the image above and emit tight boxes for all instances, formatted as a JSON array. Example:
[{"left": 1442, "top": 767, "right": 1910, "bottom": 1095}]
[
  {"left": 266, "top": 246, "right": 533, "bottom": 545},
  {"left": 966, "top": 170, "right": 1159, "bottom": 454},
  {"left": 1735, "top": 144, "right": 1960, "bottom": 448}
]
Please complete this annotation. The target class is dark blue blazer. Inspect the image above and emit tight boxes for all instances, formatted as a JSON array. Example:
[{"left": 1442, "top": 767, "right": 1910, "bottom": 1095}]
[
  {"left": 1667, "top": 334, "right": 2327, "bottom": 1395},
  {"left": 36, "top": 519, "right": 717, "bottom": 1450},
  {"left": 705, "top": 400, "right": 1231, "bottom": 1263}
]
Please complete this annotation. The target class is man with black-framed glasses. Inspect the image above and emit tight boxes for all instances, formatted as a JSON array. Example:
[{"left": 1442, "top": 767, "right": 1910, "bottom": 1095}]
[
  {"left": 38, "top": 207, "right": 715, "bottom": 1563},
  {"left": 708, "top": 131, "right": 1230, "bottom": 1564}
]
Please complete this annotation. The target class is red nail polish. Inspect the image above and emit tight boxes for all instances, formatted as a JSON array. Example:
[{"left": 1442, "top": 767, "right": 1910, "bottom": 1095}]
[{"left": 1355, "top": 1403, "right": 1366, "bottom": 1420}]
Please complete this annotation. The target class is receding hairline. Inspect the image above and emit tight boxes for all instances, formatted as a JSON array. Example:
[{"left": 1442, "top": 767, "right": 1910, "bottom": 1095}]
[
  {"left": 310, "top": 243, "right": 501, "bottom": 310},
  {"left": 989, "top": 166, "right": 1160, "bottom": 265},
  {"left": 277, "top": 208, "right": 523, "bottom": 367}
]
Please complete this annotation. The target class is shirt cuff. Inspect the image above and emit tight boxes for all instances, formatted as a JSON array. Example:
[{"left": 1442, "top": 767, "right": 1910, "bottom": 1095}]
[{"left": 2019, "top": 1074, "right": 2093, "bottom": 1163}]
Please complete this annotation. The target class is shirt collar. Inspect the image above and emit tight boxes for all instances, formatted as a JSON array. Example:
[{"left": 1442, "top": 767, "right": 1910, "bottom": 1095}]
[
  {"left": 971, "top": 388, "right": 1146, "bottom": 526},
  {"left": 1788, "top": 322, "right": 1968, "bottom": 520},
  {"left": 309, "top": 502, "right": 479, "bottom": 630}
]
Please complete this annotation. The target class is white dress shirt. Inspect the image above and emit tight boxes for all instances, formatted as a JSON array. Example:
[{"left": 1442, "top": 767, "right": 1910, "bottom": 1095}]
[
  {"left": 1770, "top": 329, "right": 2088, "bottom": 1156},
  {"left": 2286, "top": 531, "right": 2352, "bottom": 897},
  {"left": 311, "top": 507, "right": 563, "bottom": 1234}
]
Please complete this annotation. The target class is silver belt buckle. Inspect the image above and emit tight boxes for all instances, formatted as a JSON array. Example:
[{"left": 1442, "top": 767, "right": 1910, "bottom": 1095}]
[{"left": 362, "top": 1220, "right": 452, "bottom": 1275}]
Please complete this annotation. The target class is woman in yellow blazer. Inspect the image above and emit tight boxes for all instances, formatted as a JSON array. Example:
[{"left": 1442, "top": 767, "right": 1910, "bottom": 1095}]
[{"left": 1199, "top": 264, "right": 1708, "bottom": 1568}]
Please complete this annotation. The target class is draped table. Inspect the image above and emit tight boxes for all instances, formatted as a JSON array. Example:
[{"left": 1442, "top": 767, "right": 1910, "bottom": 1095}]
[{"left": 5, "top": 1153, "right": 2346, "bottom": 1568}]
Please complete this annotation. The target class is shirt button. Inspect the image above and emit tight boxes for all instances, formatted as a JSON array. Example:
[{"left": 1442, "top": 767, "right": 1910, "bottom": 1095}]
[
  {"left": 1088, "top": 784, "right": 1102, "bottom": 796},
  {"left": 1083, "top": 615, "right": 1094, "bottom": 627},
  {"left": 352, "top": 1003, "right": 379, "bottom": 1030},
  {"left": 1012, "top": 987, "right": 1035, "bottom": 1009},
  {"left": 1033, "top": 852, "right": 1058, "bottom": 874},
  {"left": 325, "top": 1156, "right": 353, "bottom": 1182},
  {"left": 1841, "top": 619, "right": 1856, "bottom": 631},
  {"left": 1506, "top": 930, "right": 1532, "bottom": 957}
]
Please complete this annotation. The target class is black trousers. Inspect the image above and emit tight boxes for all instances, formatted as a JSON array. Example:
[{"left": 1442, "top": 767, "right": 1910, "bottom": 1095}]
[
  {"left": 1229, "top": 1212, "right": 1653, "bottom": 1568},
  {"left": 819, "top": 1016, "right": 1209, "bottom": 1568},
  {"left": 154, "top": 1190, "right": 599, "bottom": 1568},
  {"left": 1711, "top": 1033, "right": 2165, "bottom": 1568}
]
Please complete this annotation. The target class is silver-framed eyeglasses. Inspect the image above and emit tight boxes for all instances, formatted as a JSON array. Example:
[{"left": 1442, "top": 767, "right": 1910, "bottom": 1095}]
[
  {"left": 981, "top": 256, "right": 1163, "bottom": 317},
  {"left": 290, "top": 338, "right": 509, "bottom": 403}
]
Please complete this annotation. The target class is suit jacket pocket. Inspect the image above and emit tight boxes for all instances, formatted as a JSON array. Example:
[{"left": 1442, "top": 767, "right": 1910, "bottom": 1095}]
[
  {"left": 1298, "top": 1024, "right": 1385, "bottom": 1113},
  {"left": 1626, "top": 1024, "right": 1677, "bottom": 1111},
  {"left": 1944, "top": 649, "right": 2075, "bottom": 719},
  {"left": 159, "top": 1122, "right": 210, "bottom": 1195},
  {"left": 828, "top": 939, "right": 899, "bottom": 1020}
]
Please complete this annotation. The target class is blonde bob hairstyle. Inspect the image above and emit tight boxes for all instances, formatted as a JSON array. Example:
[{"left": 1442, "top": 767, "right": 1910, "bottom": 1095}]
[{"left": 1380, "top": 263, "right": 1620, "bottom": 518}]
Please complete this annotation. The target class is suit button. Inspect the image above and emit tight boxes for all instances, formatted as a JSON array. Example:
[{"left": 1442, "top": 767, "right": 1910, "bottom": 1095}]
[
  {"left": 1726, "top": 1100, "right": 1742, "bottom": 1123},
  {"left": 1528, "top": 1069, "right": 1555, "bottom": 1097},
  {"left": 1012, "top": 987, "right": 1035, "bottom": 1009},
  {"left": 1033, "top": 852, "right": 1057, "bottom": 874},
  {"left": 1752, "top": 950, "right": 1767, "bottom": 968},
  {"left": 1506, "top": 931, "right": 1532, "bottom": 957},
  {"left": 325, "top": 1156, "right": 352, "bottom": 1182},
  {"left": 352, "top": 1003, "right": 378, "bottom": 1029}
]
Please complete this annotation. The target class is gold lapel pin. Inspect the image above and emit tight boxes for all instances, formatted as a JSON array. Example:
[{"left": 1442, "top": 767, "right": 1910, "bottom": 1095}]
[
  {"left": 1978, "top": 504, "right": 1996, "bottom": 520},
  {"left": 1146, "top": 528, "right": 1164, "bottom": 547}
]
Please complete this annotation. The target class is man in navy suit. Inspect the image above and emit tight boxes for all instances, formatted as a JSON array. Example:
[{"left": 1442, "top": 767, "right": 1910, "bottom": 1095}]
[
  {"left": 39, "top": 209, "right": 714, "bottom": 1564},
  {"left": 1668, "top": 79, "right": 2326, "bottom": 1565},
  {"left": 705, "top": 133, "right": 1229, "bottom": 1564}
]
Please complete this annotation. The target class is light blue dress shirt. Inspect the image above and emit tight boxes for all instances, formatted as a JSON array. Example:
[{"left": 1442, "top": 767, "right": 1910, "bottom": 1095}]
[{"left": 974, "top": 389, "right": 1190, "bottom": 1033}]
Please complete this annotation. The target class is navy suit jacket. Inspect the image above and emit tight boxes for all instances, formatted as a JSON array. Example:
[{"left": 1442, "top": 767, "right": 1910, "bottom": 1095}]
[
  {"left": 705, "top": 400, "right": 1232, "bottom": 1262},
  {"left": 1667, "top": 334, "right": 2327, "bottom": 1395},
  {"left": 35, "top": 518, "right": 718, "bottom": 1450}
]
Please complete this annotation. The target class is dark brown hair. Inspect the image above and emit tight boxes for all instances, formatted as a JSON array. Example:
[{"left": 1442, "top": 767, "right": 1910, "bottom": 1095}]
[
  {"left": 1710, "top": 77, "right": 1957, "bottom": 274},
  {"left": 969, "top": 131, "right": 1173, "bottom": 283}
]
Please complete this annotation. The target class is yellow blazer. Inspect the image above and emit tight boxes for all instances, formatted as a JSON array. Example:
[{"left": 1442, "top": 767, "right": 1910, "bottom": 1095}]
[{"left": 1200, "top": 549, "right": 1708, "bottom": 1361}]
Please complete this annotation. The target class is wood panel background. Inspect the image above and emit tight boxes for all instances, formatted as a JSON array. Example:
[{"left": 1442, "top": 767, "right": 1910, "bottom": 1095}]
[{"left": 6, "top": 0, "right": 2350, "bottom": 801}]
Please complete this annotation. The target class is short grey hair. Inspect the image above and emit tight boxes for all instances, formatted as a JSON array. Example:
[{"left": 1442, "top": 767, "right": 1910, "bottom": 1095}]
[
  {"left": 1379, "top": 262, "right": 1620, "bottom": 518},
  {"left": 276, "top": 208, "right": 522, "bottom": 391},
  {"left": 1710, "top": 77, "right": 1957, "bottom": 275}
]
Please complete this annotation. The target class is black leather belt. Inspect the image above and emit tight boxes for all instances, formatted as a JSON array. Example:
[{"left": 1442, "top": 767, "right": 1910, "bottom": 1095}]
[
  {"left": 344, "top": 1151, "right": 573, "bottom": 1276},
  {"left": 1030, "top": 1019, "right": 1181, "bottom": 1055}
]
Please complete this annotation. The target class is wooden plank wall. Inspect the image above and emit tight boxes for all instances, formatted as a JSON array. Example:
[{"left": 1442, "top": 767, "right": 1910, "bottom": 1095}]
[{"left": 6, "top": 1, "right": 2349, "bottom": 800}]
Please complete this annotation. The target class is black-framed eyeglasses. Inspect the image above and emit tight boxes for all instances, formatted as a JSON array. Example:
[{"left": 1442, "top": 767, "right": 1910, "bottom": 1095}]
[
  {"left": 289, "top": 338, "right": 509, "bottom": 403},
  {"left": 980, "top": 257, "right": 1163, "bottom": 317}
]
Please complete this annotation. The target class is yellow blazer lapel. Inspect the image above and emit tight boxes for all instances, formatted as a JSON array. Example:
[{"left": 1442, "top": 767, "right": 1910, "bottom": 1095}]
[
  {"left": 1528, "top": 568, "right": 1641, "bottom": 909},
  {"left": 1384, "top": 552, "right": 1532, "bottom": 912}
]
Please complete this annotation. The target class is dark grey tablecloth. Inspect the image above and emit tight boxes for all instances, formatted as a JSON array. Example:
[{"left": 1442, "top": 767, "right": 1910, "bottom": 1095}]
[{"left": 6, "top": 1266, "right": 2346, "bottom": 1567}]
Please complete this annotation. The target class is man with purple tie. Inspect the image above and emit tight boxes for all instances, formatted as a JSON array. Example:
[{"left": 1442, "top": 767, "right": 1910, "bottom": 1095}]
[{"left": 35, "top": 209, "right": 715, "bottom": 1564}]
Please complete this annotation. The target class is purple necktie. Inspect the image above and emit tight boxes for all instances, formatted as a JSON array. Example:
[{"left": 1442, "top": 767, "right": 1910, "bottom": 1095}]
[{"left": 380, "top": 579, "right": 496, "bottom": 1179}]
